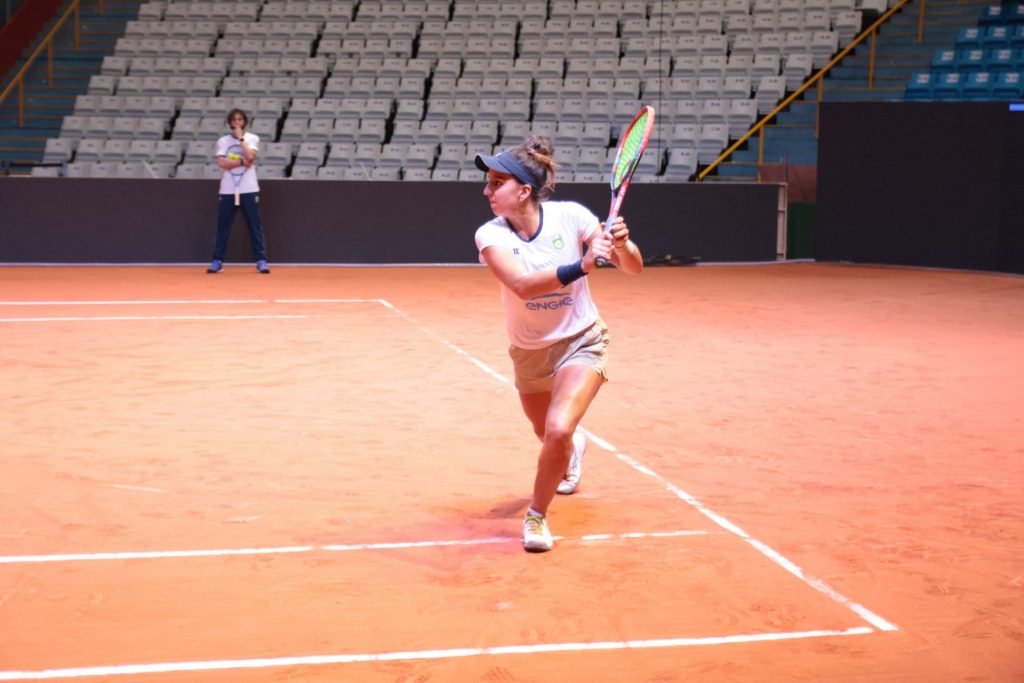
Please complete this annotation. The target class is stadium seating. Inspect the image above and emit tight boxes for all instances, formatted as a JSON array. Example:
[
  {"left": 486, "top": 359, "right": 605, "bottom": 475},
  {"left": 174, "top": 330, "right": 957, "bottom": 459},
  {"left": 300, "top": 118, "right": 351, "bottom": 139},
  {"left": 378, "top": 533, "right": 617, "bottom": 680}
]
[
  {"left": 905, "top": 2, "right": 1024, "bottom": 102},
  {"left": 42, "top": 0, "right": 877, "bottom": 182}
]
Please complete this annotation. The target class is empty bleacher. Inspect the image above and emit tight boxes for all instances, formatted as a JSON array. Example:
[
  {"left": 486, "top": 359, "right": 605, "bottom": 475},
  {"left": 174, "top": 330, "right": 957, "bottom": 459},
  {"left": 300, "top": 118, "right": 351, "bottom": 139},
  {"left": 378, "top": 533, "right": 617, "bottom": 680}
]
[
  {"left": 38, "top": 0, "right": 877, "bottom": 182},
  {"left": 904, "top": 1, "right": 1024, "bottom": 100}
]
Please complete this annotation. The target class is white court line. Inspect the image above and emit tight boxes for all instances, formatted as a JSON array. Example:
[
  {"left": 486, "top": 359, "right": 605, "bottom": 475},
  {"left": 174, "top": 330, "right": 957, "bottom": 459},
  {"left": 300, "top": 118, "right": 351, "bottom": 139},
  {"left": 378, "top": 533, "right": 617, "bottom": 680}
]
[
  {"left": 0, "top": 627, "right": 873, "bottom": 681},
  {"left": 0, "top": 298, "right": 384, "bottom": 306},
  {"left": 0, "top": 530, "right": 708, "bottom": 565},
  {"left": 0, "top": 315, "right": 314, "bottom": 323},
  {"left": 275, "top": 298, "right": 385, "bottom": 304},
  {"left": 104, "top": 484, "right": 163, "bottom": 494},
  {"left": 0, "top": 299, "right": 387, "bottom": 324},
  {"left": 0, "top": 299, "right": 267, "bottom": 306}
]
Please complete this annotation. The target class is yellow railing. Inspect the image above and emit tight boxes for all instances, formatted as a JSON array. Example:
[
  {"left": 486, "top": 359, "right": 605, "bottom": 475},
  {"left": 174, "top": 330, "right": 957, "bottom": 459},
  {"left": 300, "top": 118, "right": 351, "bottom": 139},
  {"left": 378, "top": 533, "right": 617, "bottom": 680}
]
[
  {"left": 698, "top": 0, "right": 920, "bottom": 181},
  {"left": 0, "top": 0, "right": 105, "bottom": 128}
]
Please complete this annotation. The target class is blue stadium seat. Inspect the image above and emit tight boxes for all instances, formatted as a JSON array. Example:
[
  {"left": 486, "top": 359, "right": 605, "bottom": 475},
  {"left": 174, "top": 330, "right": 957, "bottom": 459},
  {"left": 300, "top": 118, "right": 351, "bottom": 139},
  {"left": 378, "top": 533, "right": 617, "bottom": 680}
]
[
  {"left": 985, "top": 47, "right": 1018, "bottom": 72},
  {"left": 964, "top": 71, "right": 995, "bottom": 99},
  {"left": 957, "top": 48, "right": 987, "bottom": 72},
  {"left": 993, "top": 71, "right": 1024, "bottom": 98},
  {"left": 1007, "top": 3, "right": 1024, "bottom": 25},
  {"left": 931, "top": 48, "right": 958, "bottom": 73},
  {"left": 979, "top": 4, "right": 1006, "bottom": 26},
  {"left": 904, "top": 72, "right": 935, "bottom": 100},
  {"left": 933, "top": 72, "right": 965, "bottom": 99},
  {"left": 956, "top": 26, "right": 984, "bottom": 50},
  {"left": 983, "top": 25, "right": 1013, "bottom": 49}
]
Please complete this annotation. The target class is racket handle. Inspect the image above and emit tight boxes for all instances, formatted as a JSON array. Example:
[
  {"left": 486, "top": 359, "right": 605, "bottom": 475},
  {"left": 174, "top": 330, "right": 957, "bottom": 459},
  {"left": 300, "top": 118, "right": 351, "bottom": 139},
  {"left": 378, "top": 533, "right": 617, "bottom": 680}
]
[
  {"left": 595, "top": 211, "right": 617, "bottom": 266},
  {"left": 234, "top": 189, "right": 240, "bottom": 206}
]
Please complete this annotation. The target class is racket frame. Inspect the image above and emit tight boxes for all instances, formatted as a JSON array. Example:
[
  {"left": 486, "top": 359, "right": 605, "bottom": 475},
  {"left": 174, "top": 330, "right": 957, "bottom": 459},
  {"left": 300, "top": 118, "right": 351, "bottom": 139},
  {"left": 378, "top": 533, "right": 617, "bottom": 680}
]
[{"left": 598, "top": 105, "right": 656, "bottom": 264}]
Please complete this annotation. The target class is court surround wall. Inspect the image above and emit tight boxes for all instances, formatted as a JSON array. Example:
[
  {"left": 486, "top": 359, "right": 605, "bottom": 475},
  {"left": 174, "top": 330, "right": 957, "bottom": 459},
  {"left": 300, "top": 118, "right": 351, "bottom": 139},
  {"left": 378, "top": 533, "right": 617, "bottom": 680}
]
[
  {"left": 0, "top": 180, "right": 780, "bottom": 264},
  {"left": 816, "top": 102, "right": 1024, "bottom": 275}
]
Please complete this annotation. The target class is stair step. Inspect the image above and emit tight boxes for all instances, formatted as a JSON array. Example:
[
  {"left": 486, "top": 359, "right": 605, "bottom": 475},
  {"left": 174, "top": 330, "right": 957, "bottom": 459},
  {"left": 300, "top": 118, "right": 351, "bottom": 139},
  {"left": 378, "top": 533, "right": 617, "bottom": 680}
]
[
  {"left": 10, "top": 84, "right": 89, "bottom": 97},
  {"left": 0, "top": 126, "right": 58, "bottom": 137},
  {"left": 871, "top": 43, "right": 949, "bottom": 56},
  {"left": 761, "top": 127, "right": 815, "bottom": 141},
  {"left": 21, "top": 70, "right": 100, "bottom": 81},
  {"left": 0, "top": 122, "right": 61, "bottom": 133},
  {"left": 777, "top": 112, "right": 816, "bottom": 126},
  {"left": 0, "top": 111, "right": 74, "bottom": 123},
  {"left": 825, "top": 73, "right": 915, "bottom": 88},
  {"left": 0, "top": 152, "right": 45, "bottom": 164},
  {"left": 731, "top": 149, "right": 763, "bottom": 163},
  {"left": 830, "top": 65, "right": 926, "bottom": 80},
  {"left": 0, "top": 145, "right": 45, "bottom": 154},
  {"left": 890, "top": 13, "right": 984, "bottom": 27},
  {"left": 843, "top": 54, "right": 932, "bottom": 68},
  {"left": 702, "top": 176, "right": 761, "bottom": 184},
  {"left": 0, "top": 117, "right": 64, "bottom": 130},
  {"left": 8, "top": 93, "right": 76, "bottom": 104},
  {"left": 0, "top": 138, "right": 50, "bottom": 150},
  {"left": 18, "top": 76, "right": 98, "bottom": 88},
  {"left": 712, "top": 166, "right": 760, "bottom": 179},
  {"left": 728, "top": 139, "right": 819, "bottom": 162},
  {"left": 816, "top": 86, "right": 904, "bottom": 101},
  {"left": 776, "top": 103, "right": 819, "bottom": 125}
]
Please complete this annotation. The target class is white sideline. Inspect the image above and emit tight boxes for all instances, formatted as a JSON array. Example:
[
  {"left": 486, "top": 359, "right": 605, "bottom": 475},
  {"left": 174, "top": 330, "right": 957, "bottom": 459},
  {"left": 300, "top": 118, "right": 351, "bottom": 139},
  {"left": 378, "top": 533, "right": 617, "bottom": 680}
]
[
  {"left": 0, "top": 530, "right": 709, "bottom": 565},
  {"left": 0, "top": 628, "right": 874, "bottom": 680}
]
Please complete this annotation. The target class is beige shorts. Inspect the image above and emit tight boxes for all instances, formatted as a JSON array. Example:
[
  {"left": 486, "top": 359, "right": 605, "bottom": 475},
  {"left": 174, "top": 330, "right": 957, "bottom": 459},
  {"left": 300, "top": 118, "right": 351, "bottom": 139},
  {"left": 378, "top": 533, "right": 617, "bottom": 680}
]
[{"left": 509, "top": 319, "right": 610, "bottom": 394}]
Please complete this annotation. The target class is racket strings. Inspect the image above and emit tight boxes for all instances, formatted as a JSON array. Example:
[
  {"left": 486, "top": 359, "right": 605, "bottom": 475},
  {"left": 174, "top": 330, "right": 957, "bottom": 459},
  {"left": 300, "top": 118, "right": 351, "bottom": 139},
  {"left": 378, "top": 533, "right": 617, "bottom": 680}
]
[{"left": 613, "top": 115, "right": 649, "bottom": 186}]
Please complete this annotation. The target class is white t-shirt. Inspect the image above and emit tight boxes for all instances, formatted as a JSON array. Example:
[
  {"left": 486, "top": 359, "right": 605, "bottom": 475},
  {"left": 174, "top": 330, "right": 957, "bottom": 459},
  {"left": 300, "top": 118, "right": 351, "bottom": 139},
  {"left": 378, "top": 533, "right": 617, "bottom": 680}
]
[
  {"left": 475, "top": 200, "right": 602, "bottom": 350},
  {"left": 215, "top": 132, "right": 260, "bottom": 195}
]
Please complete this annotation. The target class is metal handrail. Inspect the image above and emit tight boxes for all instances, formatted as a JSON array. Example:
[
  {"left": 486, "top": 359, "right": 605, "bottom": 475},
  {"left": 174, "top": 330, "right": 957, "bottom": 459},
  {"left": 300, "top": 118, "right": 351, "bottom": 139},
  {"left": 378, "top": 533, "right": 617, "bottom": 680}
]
[
  {"left": 698, "top": 0, "right": 916, "bottom": 181},
  {"left": 0, "top": 0, "right": 83, "bottom": 127}
]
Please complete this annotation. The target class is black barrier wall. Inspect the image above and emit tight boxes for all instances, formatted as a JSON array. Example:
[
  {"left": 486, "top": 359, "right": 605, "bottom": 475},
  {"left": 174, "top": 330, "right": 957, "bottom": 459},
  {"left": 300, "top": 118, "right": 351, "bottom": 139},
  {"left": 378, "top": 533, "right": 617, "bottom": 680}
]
[
  {"left": 0, "top": 178, "right": 780, "bottom": 264},
  {"left": 817, "top": 102, "right": 1024, "bottom": 274}
]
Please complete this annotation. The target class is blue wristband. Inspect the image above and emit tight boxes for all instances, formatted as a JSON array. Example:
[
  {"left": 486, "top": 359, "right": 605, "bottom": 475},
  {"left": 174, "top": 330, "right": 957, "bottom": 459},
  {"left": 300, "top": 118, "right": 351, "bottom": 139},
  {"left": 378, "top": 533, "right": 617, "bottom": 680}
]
[{"left": 556, "top": 259, "right": 587, "bottom": 286}]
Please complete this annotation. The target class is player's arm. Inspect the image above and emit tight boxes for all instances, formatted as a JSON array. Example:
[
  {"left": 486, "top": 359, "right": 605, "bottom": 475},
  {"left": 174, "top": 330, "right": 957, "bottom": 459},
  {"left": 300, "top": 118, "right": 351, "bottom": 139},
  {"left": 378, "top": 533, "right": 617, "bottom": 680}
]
[
  {"left": 238, "top": 139, "right": 257, "bottom": 166},
  {"left": 481, "top": 241, "right": 610, "bottom": 300},
  {"left": 214, "top": 138, "right": 239, "bottom": 170},
  {"left": 215, "top": 153, "right": 240, "bottom": 171},
  {"left": 603, "top": 215, "right": 644, "bottom": 274}
]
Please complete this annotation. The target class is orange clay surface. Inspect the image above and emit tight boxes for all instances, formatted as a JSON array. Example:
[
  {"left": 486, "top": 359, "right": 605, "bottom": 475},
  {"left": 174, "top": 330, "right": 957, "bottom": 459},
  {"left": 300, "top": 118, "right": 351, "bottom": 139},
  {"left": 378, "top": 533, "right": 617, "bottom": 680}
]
[{"left": 0, "top": 263, "right": 1021, "bottom": 682}]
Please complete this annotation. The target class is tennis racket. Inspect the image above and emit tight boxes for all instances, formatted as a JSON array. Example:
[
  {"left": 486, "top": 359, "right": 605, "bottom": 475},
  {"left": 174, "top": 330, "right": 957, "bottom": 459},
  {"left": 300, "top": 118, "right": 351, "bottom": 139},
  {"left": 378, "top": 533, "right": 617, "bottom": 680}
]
[
  {"left": 597, "top": 105, "right": 655, "bottom": 265},
  {"left": 226, "top": 142, "right": 246, "bottom": 206}
]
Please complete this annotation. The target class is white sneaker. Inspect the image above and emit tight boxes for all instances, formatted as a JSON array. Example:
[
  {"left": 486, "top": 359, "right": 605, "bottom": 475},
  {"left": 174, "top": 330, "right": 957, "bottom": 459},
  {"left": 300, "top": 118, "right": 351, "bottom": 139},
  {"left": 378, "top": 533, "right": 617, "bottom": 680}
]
[
  {"left": 522, "top": 511, "right": 553, "bottom": 552},
  {"left": 556, "top": 428, "right": 586, "bottom": 495}
]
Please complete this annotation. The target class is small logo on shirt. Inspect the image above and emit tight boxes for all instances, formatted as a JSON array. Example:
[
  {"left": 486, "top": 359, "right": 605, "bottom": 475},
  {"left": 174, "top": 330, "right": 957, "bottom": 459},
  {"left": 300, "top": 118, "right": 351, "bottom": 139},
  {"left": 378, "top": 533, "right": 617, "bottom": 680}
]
[
  {"left": 550, "top": 233, "right": 564, "bottom": 249},
  {"left": 513, "top": 248, "right": 520, "bottom": 255}
]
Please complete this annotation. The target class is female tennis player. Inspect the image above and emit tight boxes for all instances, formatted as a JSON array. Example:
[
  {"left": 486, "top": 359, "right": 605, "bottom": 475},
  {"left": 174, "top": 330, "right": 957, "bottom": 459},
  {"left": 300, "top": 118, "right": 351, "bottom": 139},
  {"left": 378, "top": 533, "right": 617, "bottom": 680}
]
[
  {"left": 207, "top": 108, "right": 270, "bottom": 274},
  {"left": 474, "top": 136, "right": 643, "bottom": 552}
]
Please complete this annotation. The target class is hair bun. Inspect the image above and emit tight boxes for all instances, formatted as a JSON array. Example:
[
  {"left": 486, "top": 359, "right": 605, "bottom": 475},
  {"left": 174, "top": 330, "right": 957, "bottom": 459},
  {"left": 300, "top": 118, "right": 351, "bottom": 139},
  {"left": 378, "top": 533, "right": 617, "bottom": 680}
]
[
  {"left": 509, "top": 135, "right": 558, "bottom": 202},
  {"left": 527, "top": 135, "right": 554, "bottom": 158}
]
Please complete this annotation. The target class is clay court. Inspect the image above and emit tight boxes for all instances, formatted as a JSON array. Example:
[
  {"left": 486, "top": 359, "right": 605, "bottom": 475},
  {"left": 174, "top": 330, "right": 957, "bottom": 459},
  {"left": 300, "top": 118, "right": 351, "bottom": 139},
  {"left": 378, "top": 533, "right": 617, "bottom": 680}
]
[{"left": 1, "top": 263, "right": 1021, "bottom": 681}]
